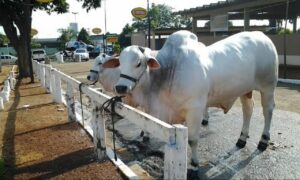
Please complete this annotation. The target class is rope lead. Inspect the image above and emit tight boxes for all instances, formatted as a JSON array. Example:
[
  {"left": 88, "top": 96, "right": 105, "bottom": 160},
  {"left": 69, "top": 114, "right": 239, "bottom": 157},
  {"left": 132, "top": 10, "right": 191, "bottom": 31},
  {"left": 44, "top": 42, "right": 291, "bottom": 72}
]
[{"left": 100, "top": 96, "right": 124, "bottom": 161}]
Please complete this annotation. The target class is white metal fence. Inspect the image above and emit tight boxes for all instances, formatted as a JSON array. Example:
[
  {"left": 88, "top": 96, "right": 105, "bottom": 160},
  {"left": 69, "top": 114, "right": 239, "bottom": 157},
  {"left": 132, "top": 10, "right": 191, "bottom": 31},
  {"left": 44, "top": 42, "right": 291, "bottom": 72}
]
[
  {"left": 0, "top": 65, "right": 17, "bottom": 110},
  {"left": 32, "top": 61, "right": 188, "bottom": 180}
]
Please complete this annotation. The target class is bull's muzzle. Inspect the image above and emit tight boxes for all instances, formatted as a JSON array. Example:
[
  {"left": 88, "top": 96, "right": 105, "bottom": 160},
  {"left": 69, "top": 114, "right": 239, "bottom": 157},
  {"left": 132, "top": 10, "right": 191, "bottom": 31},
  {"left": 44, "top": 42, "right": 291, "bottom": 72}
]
[{"left": 115, "top": 85, "right": 128, "bottom": 94}]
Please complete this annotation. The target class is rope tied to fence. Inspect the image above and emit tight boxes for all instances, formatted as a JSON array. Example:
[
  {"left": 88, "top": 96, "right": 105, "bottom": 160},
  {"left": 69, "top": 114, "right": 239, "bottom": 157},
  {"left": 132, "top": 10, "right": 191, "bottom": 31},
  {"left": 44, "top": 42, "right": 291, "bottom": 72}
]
[
  {"left": 79, "top": 83, "right": 86, "bottom": 127},
  {"left": 100, "top": 96, "right": 124, "bottom": 161},
  {"left": 78, "top": 82, "right": 98, "bottom": 128}
]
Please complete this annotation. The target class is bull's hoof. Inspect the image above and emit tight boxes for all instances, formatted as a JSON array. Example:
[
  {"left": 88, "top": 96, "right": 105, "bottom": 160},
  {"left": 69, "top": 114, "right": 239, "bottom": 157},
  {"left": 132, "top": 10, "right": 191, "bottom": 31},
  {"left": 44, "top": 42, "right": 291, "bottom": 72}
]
[
  {"left": 143, "top": 136, "right": 150, "bottom": 143},
  {"left": 201, "top": 119, "right": 208, "bottom": 126},
  {"left": 190, "top": 160, "right": 199, "bottom": 168},
  {"left": 140, "top": 130, "right": 144, "bottom": 137},
  {"left": 236, "top": 139, "right": 247, "bottom": 148},
  {"left": 257, "top": 141, "right": 268, "bottom": 151}
]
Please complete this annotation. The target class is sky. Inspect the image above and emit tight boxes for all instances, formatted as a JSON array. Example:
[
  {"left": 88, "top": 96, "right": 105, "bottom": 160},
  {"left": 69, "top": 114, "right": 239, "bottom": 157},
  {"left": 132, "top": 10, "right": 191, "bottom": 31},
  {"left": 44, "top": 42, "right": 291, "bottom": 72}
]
[
  {"left": 31, "top": 0, "right": 222, "bottom": 38},
  {"left": 0, "top": 0, "right": 298, "bottom": 38}
]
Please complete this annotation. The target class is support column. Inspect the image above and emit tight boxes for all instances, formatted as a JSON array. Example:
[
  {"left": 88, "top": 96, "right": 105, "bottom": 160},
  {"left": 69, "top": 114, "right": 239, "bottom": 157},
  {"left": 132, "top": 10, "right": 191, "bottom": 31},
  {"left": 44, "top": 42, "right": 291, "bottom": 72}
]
[
  {"left": 244, "top": 8, "right": 250, "bottom": 31},
  {"left": 293, "top": 18, "right": 297, "bottom": 33},
  {"left": 192, "top": 17, "right": 197, "bottom": 34}
]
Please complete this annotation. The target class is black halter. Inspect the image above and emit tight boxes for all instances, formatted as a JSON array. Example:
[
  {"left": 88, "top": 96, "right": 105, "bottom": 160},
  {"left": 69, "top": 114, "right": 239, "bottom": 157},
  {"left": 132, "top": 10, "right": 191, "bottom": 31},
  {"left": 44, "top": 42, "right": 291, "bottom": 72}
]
[
  {"left": 90, "top": 69, "right": 99, "bottom": 74},
  {"left": 120, "top": 74, "right": 138, "bottom": 83},
  {"left": 119, "top": 65, "right": 147, "bottom": 88}
]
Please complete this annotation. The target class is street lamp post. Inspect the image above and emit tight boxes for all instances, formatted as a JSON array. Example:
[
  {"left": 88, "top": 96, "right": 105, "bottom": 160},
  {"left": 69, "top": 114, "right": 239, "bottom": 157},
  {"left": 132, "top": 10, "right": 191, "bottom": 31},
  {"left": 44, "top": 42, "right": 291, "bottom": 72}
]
[{"left": 72, "top": 12, "right": 78, "bottom": 23}]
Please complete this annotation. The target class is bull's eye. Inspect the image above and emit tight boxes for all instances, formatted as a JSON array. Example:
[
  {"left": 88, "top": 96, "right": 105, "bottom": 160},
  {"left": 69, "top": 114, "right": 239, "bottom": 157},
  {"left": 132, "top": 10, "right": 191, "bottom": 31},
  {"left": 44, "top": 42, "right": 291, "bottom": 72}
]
[{"left": 136, "top": 61, "right": 141, "bottom": 68}]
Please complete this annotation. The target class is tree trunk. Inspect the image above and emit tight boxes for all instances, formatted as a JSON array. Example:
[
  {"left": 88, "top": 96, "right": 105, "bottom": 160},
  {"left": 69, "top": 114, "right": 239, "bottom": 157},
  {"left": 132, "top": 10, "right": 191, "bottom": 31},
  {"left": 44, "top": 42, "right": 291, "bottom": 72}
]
[
  {"left": 0, "top": 2, "right": 34, "bottom": 82},
  {"left": 17, "top": 37, "right": 31, "bottom": 78}
]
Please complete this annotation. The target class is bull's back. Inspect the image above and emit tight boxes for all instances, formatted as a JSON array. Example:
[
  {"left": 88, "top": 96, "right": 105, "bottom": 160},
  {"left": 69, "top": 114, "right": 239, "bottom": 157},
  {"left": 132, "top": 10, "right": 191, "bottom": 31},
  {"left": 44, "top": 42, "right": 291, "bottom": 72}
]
[{"left": 206, "top": 31, "right": 278, "bottom": 102}]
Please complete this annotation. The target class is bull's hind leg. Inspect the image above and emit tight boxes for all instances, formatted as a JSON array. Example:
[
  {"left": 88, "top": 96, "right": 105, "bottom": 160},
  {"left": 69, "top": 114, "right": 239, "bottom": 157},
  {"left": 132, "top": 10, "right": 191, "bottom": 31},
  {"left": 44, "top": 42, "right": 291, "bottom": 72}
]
[
  {"left": 201, "top": 106, "right": 209, "bottom": 126},
  {"left": 258, "top": 89, "right": 275, "bottom": 151},
  {"left": 236, "top": 92, "right": 254, "bottom": 148}
]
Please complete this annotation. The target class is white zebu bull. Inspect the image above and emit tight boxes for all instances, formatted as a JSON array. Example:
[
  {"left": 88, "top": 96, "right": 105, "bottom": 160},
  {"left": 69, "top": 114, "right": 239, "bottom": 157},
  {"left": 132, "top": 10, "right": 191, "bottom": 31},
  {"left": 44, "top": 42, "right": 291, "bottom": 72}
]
[
  {"left": 87, "top": 53, "right": 139, "bottom": 108},
  {"left": 87, "top": 53, "right": 120, "bottom": 92},
  {"left": 103, "top": 30, "right": 278, "bottom": 167}
]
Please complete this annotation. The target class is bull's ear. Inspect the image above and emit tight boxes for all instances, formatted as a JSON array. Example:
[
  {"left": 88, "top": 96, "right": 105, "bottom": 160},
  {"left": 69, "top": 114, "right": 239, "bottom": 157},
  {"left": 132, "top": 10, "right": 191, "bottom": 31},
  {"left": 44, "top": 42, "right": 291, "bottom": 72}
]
[
  {"left": 103, "top": 57, "right": 120, "bottom": 68},
  {"left": 147, "top": 58, "right": 160, "bottom": 69}
]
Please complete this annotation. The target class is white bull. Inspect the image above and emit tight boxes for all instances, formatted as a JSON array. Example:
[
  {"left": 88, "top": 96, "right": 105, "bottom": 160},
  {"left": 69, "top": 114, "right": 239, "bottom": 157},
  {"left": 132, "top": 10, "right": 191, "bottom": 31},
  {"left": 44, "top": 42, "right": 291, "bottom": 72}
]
[
  {"left": 87, "top": 53, "right": 120, "bottom": 92},
  {"left": 103, "top": 30, "right": 278, "bottom": 167}
]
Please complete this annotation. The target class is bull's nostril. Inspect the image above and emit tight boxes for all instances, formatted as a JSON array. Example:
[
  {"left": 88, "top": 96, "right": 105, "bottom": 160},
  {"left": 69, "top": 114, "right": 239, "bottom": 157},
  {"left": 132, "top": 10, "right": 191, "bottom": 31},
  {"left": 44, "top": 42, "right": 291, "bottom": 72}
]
[
  {"left": 87, "top": 76, "right": 90, "bottom": 80},
  {"left": 115, "top": 85, "right": 127, "bottom": 94}
]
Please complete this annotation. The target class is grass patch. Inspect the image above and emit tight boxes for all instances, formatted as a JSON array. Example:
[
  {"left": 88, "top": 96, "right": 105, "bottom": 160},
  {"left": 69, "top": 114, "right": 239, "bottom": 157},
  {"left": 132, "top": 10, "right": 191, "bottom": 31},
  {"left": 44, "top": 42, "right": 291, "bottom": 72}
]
[{"left": 0, "top": 158, "right": 4, "bottom": 178}]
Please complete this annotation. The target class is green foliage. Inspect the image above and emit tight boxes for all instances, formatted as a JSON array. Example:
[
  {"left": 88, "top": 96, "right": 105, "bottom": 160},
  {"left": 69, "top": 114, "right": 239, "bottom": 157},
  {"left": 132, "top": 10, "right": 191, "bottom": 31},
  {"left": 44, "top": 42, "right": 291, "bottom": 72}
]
[
  {"left": 278, "top": 28, "right": 293, "bottom": 35},
  {"left": 131, "top": 3, "right": 192, "bottom": 31},
  {"left": 77, "top": 28, "right": 93, "bottom": 45},
  {"left": 118, "top": 24, "right": 135, "bottom": 48},
  {"left": 77, "top": 0, "right": 102, "bottom": 11},
  {"left": 0, "top": 33, "right": 9, "bottom": 46},
  {"left": 57, "top": 28, "right": 77, "bottom": 50},
  {"left": 31, "top": 39, "right": 41, "bottom": 48},
  {"left": 113, "top": 43, "right": 121, "bottom": 54}
]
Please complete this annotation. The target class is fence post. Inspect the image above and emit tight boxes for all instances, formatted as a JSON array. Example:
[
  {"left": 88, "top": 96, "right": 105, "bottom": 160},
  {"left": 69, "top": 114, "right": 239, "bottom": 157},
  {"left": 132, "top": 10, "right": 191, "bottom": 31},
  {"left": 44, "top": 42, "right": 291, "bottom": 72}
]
[
  {"left": 54, "top": 71, "right": 62, "bottom": 103},
  {"left": 91, "top": 100, "right": 107, "bottom": 160},
  {"left": 9, "top": 72, "right": 15, "bottom": 90},
  {"left": 40, "top": 65, "right": 46, "bottom": 88},
  {"left": 32, "top": 60, "right": 36, "bottom": 74},
  {"left": 50, "top": 68, "right": 56, "bottom": 93},
  {"left": 45, "top": 66, "right": 51, "bottom": 92},
  {"left": 66, "top": 82, "right": 76, "bottom": 121},
  {"left": 36, "top": 63, "right": 40, "bottom": 80},
  {"left": 164, "top": 124, "right": 188, "bottom": 180}
]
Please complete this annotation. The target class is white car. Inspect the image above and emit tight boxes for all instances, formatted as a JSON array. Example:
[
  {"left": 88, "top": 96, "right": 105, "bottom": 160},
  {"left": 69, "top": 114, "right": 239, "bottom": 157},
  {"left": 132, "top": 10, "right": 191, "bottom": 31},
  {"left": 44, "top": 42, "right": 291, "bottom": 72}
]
[
  {"left": 0, "top": 54, "right": 18, "bottom": 64},
  {"left": 32, "top": 49, "right": 47, "bottom": 62},
  {"left": 73, "top": 48, "right": 89, "bottom": 61}
]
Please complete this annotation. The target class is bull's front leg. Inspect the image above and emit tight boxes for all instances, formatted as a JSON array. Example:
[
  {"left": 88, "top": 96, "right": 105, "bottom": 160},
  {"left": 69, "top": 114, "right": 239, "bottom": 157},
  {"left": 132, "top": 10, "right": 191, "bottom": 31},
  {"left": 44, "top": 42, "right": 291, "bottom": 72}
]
[
  {"left": 257, "top": 90, "right": 275, "bottom": 151},
  {"left": 201, "top": 106, "right": 209, "bottom": 126},
  {"left": 186, "top": 102, "right": 206, "bottom": 167},
  {"left": 236, "top": 94, "right": 254, "bottom": 148}
]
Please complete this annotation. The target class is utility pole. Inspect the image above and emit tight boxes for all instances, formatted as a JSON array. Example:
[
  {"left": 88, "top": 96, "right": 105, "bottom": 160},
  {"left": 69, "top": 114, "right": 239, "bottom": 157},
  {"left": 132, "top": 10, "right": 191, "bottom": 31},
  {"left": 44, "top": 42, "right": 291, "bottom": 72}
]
[
  {"left": 283, "top": 0, "right": 289, "bottom": 79},
  {"left": 147, "top": 0, "right": 151, "bottom": 48}
]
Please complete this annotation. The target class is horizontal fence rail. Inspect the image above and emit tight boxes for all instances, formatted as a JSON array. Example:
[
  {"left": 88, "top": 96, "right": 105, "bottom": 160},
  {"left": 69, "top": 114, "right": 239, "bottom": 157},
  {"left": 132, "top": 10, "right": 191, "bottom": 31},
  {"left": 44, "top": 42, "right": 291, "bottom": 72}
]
[{"left": 32, "top": 61, "right": 188, "bottom": 180}]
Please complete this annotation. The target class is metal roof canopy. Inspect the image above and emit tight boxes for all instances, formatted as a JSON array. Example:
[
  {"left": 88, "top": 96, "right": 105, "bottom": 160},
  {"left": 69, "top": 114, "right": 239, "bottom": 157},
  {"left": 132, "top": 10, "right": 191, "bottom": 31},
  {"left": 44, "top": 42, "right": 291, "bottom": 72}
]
[{"left": 175, "top": 0, "right": 300, "bottom": 20}]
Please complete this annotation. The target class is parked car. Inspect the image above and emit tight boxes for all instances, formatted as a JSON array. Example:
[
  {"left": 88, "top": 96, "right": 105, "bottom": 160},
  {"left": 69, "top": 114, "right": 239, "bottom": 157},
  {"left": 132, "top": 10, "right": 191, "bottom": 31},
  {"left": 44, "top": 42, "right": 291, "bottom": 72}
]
[
  {"left": 73, "top": 48, "right": 89, "bottom": 61},
  {"left": 0, "top": 54, "right": 18, "bottom": 64},
  {"left": 65, "top": 40, "right": 94, "bottom": 51},
  {"left": 32, "top": 49, "right": 47, "bottom": 62}
]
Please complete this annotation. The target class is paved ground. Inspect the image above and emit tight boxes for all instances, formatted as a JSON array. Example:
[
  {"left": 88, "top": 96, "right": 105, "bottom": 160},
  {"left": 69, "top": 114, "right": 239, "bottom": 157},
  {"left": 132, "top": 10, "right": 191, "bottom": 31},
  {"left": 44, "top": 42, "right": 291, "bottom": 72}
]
[{"left": 52, "top": 61, "right": 300, "bottom": 179}]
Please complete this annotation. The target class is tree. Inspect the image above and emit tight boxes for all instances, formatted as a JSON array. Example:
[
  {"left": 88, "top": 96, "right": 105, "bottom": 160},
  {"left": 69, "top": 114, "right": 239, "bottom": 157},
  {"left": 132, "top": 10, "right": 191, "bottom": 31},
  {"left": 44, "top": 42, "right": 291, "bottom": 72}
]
[
  {"left": 132, "top": 3, "right": 192, "bottom": 31},
  {"left": 31, "top": 39, "right": 41, "bottom": 48},
  {"left": 0, "top": 33, "right": 9, "bottom": 46},
  {"left": 0, "top": 0, "right": 101, "bottom": 82},
  {"left": 77, "top": 28, "right": 92, "bottom": 45},
  {"left": 118, "top": 24, "right": 135, "bottom": 48},
  {"left": 57, "top": 28, "right": 77, "bottom": 50},
  {"left": 112, "top": 42, "right": 121, "bottom": 54}
]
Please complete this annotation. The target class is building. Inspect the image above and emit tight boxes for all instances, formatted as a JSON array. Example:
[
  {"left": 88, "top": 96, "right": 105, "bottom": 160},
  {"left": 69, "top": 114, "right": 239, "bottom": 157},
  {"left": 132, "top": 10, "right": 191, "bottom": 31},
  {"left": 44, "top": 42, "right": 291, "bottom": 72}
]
[{"left": 69, "top": 23, "right": 78, "bottom": 34}]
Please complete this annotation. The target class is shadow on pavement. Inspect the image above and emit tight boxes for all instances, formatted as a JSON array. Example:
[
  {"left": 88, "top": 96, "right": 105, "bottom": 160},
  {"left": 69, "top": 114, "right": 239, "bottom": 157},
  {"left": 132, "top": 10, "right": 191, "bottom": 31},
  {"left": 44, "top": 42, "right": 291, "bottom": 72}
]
[{"left": 1, "top": 81, "right": 20, "bottom": 179}]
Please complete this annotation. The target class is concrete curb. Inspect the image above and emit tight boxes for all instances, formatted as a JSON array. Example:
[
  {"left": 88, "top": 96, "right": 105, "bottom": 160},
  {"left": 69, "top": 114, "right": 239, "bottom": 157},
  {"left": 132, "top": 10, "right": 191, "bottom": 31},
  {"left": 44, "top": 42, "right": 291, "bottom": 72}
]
[{"left": 278, "top": 78, "right": 300, "bottom": 85}]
